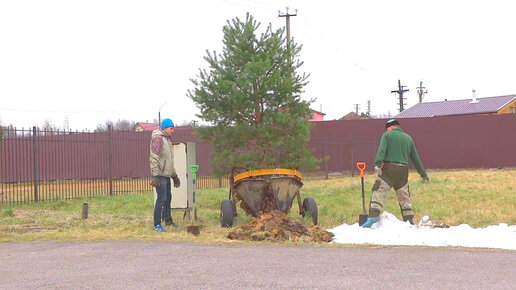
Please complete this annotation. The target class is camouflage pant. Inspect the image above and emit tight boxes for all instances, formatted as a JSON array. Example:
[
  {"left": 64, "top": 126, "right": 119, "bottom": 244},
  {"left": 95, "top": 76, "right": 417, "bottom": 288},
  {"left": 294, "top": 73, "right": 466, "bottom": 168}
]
[{"left": 368, "top": 162, "right": 414, "bottom": 219}]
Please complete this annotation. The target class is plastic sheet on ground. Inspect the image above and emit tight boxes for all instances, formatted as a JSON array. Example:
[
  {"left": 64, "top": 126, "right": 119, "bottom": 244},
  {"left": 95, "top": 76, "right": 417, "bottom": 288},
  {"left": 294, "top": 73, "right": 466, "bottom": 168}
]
[{"left": 328, "top": 212, "right": 516, "bottom": 250}]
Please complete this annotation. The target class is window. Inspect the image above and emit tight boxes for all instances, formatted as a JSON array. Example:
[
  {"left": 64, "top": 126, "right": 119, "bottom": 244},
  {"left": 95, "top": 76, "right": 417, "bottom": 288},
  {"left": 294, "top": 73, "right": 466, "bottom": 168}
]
[{"left": 511, "top": 107, "right": 516, "bottom": 114}]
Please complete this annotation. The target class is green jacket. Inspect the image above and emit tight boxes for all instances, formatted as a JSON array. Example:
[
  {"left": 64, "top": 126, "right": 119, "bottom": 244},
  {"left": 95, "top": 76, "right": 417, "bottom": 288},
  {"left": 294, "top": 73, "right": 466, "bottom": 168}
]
[
  {"left": 375, "top": 128, "right": 427, "bottom": 177},
  {"left": 149, "top": 129, "right": 176, "bottom": 177}
]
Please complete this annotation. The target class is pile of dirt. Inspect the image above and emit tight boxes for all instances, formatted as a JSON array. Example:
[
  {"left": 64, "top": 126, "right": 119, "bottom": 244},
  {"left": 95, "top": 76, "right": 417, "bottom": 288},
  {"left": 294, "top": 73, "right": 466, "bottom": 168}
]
[{"left": 227, "top": 210, "right": 334, "bottom": 243}]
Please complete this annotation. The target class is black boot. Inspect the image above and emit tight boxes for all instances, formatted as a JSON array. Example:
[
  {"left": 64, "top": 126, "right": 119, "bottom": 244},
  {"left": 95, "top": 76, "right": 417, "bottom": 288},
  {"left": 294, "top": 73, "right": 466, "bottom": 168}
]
[{"left": 403, "top": 215, "right": 414, "bottom": 225}]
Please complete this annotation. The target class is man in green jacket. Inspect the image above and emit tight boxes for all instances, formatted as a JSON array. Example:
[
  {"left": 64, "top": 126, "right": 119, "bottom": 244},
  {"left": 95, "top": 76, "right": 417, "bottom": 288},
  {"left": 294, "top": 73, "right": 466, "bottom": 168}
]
[{"left": 362, "top": 119, "right": 429, "bottom": 228}]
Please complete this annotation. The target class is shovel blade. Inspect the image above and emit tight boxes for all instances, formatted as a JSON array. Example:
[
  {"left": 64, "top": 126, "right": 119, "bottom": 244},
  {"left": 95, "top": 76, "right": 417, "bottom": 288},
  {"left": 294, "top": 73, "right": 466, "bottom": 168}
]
[{"left": 359, "top": 214, "right": 368, "bottom": 226}]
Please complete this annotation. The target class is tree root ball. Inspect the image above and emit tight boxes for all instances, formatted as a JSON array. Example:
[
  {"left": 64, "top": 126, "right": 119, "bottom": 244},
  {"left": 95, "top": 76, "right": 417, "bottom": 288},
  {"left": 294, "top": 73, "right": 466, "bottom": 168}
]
[{"left": 227, "top": 210, "right": 333, "bottom": 243}]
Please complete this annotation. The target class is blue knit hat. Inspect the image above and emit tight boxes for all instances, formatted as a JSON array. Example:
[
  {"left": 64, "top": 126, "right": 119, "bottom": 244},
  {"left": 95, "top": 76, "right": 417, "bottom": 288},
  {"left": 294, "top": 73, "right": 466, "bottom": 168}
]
[{"left": 161, "top": 118, "right": 174, "bottom": 129}]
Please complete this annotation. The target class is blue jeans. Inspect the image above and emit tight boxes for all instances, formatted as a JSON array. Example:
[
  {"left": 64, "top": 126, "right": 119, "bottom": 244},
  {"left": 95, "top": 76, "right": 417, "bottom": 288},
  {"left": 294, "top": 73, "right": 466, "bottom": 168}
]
[{"left": 154, "top": 176, "right": 171, "bottom": 226}]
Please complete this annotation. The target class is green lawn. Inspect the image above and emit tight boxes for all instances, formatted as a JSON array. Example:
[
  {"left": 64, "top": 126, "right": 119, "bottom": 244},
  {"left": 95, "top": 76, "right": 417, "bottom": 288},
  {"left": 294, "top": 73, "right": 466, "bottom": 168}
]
[{"left": 1, "top": 169, "right": 514, "bottom": 243}]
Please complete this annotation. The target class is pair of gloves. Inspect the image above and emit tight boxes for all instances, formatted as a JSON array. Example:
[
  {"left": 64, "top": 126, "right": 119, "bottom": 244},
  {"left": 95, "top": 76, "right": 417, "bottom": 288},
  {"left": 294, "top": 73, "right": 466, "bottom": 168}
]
[
  {"left": 151, "top": 173, "right": 180, "bottom": 188},
  {"left": 375, "top": 165, "right": 430, "bottom": 182}
]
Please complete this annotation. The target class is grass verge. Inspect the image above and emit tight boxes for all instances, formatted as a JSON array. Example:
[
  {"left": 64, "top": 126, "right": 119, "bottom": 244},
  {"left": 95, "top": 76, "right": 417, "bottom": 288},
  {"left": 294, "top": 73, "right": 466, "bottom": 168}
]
[{"left": 0, "top": 169, "right": 514, "bottom": 243}]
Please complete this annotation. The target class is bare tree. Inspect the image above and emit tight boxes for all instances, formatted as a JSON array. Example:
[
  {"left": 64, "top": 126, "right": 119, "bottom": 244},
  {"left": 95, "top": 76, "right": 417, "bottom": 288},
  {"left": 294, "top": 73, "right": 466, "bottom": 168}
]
[
  {"left": 94, "top": 120, "right": 113, "bottom": 132},
  {"left": 41, "top": 119, "right": 58, "bottom": 135},
  {"left": 114, "top": 119, "right": 135, "bottom": 131},
  {"left": 0, "top": 124, "right": 17, "bottom": 138},
  {"left": 94, "top": 119, "right": 135, "bottom": 132},
  {"left": 374, "top": 111, "right": 393, "bottom": 119},
  {"left": 179, "top": 120, "right": 196, "bottom": 127},
  {"left": 63, "top": 116, "right": 70, "bottom": 132}
]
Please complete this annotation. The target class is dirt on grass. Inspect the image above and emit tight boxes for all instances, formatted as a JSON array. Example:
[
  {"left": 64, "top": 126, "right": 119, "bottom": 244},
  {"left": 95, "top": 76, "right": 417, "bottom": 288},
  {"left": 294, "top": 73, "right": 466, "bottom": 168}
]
[{"left": 227, "top": 210, "right": 334, "bottom": 243}]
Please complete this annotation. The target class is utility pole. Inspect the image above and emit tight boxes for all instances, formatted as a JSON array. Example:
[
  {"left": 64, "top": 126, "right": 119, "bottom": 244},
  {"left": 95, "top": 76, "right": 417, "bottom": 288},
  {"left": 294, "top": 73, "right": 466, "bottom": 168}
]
[
  {"left": 354, "top": 104, "right": 360, "bottom": 115},
  {"left": 416, "top": 80, "right": 428, "bottom": 103},
  {"left": 367, "top": 100, "right": 371, "bottom": 116},
  {"left": 391, "top": 79, "right": 409, "bottom": 112},
  {"left": 279, "top": 7, "right": 297, "bottom": 48},
  {"left": 279, "top": 7, "right": 297, "bottom": 63},
  {"left": 158, "top": 102, "right": 167, "bottom": 125}
]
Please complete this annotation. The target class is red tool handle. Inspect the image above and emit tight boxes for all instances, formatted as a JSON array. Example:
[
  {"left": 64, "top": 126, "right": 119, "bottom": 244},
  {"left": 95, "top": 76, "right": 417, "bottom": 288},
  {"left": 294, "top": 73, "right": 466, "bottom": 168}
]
[{"left": 356, "top": 162, "right": 367, "bottom": 177}]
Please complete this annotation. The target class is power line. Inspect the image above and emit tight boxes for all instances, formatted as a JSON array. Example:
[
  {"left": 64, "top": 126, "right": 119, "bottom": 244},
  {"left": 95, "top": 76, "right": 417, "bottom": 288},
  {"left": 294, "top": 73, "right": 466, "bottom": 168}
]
[
  {"left": 0, "top": 107, "right": 147, "bottom": 114},
  {"left": 391, "top": 79, "right": 409, "bottom": 112},
  {"left": 416, "top": 80, "right": 428, "bottom": 103}
]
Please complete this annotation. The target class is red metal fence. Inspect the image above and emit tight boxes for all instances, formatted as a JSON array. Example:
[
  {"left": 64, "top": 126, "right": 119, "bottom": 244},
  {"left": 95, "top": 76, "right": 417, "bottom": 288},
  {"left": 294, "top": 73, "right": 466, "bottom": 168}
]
[
  {"left": 1, "top": 114, "right": 515, "bottom": 204},
  {"left": 0, "top": 126, "right": 226, "bottom": 204},
  {"left": 311, "top": 113, "right": 516, "bottom": 170}
]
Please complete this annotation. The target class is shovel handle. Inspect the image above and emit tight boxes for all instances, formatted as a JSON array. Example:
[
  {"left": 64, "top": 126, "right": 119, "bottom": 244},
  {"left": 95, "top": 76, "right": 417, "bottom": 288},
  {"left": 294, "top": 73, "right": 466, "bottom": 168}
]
[
  {"left": 189, "top": 165, "right": 200, "bottom": 181},
  {"left": 356, "top": 162, "right": 367, "bottom": 177}
]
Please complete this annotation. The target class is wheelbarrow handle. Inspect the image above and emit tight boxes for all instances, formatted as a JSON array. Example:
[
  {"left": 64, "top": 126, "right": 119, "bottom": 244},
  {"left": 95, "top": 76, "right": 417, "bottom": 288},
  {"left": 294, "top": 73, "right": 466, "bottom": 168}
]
[{"left": 356, "top": 162, "right": 367, "bottom": 177}]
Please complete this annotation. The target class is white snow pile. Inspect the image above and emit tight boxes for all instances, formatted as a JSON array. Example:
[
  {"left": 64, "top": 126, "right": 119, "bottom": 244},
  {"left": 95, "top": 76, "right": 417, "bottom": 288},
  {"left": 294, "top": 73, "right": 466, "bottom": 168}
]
[{"left": 328, "top": 212, "right": 516, "bottom": 250}]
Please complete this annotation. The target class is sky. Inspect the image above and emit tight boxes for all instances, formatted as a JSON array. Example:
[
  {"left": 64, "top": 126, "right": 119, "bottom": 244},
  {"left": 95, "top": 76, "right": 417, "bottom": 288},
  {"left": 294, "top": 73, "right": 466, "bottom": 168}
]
[
  {"left": 329, "top": 211, "right": 516, "bottom": 250},
  {"left": 1, "top": 0, "right": 516, "bottom": 130}
]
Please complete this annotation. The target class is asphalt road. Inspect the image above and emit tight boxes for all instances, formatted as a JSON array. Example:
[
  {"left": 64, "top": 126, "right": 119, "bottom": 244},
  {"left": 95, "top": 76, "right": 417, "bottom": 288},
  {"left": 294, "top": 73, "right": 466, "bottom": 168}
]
[{"left": 0, "top": 241, "right": 514, "bottom": 289}]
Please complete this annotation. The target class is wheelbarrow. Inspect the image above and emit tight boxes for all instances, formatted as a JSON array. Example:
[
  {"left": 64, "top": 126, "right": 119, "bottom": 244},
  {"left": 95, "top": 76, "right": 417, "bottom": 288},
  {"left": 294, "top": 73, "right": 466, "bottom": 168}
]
[{"left": 220, "top": 169, "right": 318, "bottom": 227}]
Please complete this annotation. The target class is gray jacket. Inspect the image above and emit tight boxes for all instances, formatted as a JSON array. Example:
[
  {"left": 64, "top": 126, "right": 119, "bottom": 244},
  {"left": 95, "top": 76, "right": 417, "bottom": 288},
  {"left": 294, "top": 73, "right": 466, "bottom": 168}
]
[{"left": 149, "top": 129, "right": 176, "bottom": 177}]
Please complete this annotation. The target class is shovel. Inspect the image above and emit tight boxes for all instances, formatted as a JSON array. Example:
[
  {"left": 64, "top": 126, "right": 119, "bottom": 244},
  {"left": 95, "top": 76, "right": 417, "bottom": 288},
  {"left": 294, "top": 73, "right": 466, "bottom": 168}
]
[
  {"left": 187, "top": 165, "right": 200, "bottom": 236},
  {"left": 356, "top": 162, "right": 368, "bottom": 226}
]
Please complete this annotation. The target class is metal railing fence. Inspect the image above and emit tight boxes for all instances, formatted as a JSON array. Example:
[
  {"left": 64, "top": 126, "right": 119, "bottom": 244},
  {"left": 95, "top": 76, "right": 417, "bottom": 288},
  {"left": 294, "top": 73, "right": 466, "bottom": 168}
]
[
  {"left": 0, "top": 126, "right": 232, "bottom": 204},
  {"left": 0, "top": 126, "right": 354, "bottom": 205}
]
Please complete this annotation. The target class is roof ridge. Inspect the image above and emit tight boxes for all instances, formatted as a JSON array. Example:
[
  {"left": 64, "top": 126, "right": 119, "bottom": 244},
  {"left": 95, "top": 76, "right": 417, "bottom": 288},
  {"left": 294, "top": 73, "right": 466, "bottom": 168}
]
[
  {"left": 496, "top": 95, "right": 516, "bottom": 111},
  {"left": 421, "top": 94, "right": 516, "bottom": 104}
]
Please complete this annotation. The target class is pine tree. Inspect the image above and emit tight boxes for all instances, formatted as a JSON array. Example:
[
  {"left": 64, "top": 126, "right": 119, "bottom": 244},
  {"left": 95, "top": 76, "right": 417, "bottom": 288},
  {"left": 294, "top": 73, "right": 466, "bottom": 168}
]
[{"left": 188, "top": 13, "right": 319, "bottom": 176}]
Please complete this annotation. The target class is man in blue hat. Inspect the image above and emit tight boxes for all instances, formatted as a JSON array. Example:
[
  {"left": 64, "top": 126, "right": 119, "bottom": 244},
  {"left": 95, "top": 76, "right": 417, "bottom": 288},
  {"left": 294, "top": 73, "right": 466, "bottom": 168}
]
[{"left": 149, "top": 118, "right": 180, "bottom": 232}]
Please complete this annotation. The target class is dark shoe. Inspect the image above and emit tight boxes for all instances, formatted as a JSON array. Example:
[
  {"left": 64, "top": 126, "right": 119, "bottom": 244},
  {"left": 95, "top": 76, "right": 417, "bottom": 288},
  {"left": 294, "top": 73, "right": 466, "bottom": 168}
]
[
  {"left": 165, "top": 219, "right": 178, "bottom": 228},
  {"left": 154, "top": 224, "right": 165, "bottom": 232},
  {"left": 403, "top": 215, "right": 415, "bottom": 225}
]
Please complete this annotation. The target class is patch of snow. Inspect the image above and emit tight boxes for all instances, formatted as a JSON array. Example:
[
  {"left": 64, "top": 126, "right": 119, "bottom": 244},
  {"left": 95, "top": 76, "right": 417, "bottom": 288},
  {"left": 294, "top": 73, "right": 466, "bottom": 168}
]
[{"left": 328, "top": 212, "right": 516, "bottom": 250}]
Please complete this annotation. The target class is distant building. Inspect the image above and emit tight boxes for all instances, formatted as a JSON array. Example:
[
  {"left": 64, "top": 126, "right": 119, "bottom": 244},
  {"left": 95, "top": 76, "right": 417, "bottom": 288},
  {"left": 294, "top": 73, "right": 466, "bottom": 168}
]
[
  {"left": 395, "top": 94, "right": 516, "bottom": 118},
  {"left": 135, "top": 122, "right": 159, "bottom": 132},
  {"left": 339, "top": 112, "right": 372, "bottom": 120},
  {"left": 309, "top": 109, "right": 326, "bottom": 122}
]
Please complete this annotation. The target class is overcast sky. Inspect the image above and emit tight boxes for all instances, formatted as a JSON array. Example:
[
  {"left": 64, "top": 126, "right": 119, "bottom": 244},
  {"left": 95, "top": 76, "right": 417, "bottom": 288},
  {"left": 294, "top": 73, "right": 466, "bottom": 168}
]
[{"left": 1, "top": 0, "right": 515, "bottom": 130}]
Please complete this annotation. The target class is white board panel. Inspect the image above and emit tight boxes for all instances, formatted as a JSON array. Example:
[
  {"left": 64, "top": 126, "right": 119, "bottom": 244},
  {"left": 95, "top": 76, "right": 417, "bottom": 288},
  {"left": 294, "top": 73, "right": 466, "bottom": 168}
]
[
  {"left": 153, "top": 143, "right": 188, "bottom": 209},
  {"left": 171, "top": 143, "right": 188, "bottom": 209}
]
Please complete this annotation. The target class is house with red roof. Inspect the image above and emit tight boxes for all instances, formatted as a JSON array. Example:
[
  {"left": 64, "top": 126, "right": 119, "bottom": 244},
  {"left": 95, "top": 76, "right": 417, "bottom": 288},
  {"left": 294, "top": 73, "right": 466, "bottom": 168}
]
[
  {"left": 309, "top": 109, "right": 326, "bottom": 122},
  {"left": 339, "top": 112, "right": 372, "bottom": 120},
  {"left": 135, "top": 122, "right": 160, "bottom": 132},
  {"left": 395, "top": 94, "right": 516, "bottom": 118}
]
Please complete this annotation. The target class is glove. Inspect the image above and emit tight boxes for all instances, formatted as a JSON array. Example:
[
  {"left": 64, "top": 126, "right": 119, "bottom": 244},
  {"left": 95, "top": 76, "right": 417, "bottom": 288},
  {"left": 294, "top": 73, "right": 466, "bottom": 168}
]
[
  {"left": 361, "top": 216, "right": 380, "bottom": 228},
  {"left": 171, "top": 173, "right": 180, "bottom": 188},
  {"left": 374, "top": 165, "right": 382, "bottom": 176},
  {"left": 422, "top": 174, "right": 430, "bottom": 182},
  {"left": 150, "top": 176, "right": 160, "bottom": 188}
]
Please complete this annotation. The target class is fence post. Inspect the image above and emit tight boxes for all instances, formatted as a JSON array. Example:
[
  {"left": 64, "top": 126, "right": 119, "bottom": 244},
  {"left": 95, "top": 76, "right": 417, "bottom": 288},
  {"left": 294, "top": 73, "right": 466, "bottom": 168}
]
[
  {"left": 218, "top": 177, "right": 222, "bottom": 188},
  {"left": 350, "top": 134, "right": 354, "bottom": 177},
  {"left": 108, "top": 125, "right": 113, "bottom": 195},
  {"left": 32, "top": 126, "right": 39, "bottom": 202},
  {"left": 324, "top": 137, "right": 328, "bottom": 179}
]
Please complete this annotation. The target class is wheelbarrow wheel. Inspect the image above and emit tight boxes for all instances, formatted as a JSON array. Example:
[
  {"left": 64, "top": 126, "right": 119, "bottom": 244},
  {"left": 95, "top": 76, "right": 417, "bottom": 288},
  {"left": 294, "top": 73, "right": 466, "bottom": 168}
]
[
  {"left": 220, "top": 199, "right": 234, "bottom": 228},
  {"left": 303, "top": 197, "right": 318, "bottom": 225}
]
